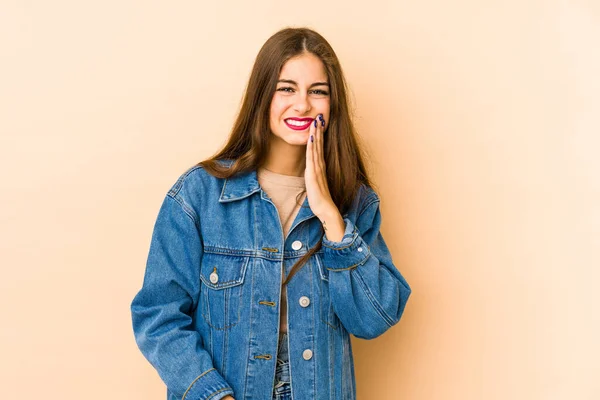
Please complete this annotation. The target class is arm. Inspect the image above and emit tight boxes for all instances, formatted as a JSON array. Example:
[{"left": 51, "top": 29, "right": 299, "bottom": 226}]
[
  {"left": 322, "top": 197, "right": 411, "bottom": 339},
  {"left": 302, "top": 114, "right": 411, "bottom": 339},
  {"left": 131, "top": 194, "right": 234, "bottom": 400}
]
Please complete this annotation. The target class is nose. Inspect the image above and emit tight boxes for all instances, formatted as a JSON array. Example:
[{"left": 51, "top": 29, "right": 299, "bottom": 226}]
[{"left": 293, "top": 93, "right": 311, "bottom": 114}]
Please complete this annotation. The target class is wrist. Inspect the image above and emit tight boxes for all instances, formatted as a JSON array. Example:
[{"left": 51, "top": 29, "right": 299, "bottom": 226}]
[{"left": 318, "top": 208, "right": 345, "bottom": 242}]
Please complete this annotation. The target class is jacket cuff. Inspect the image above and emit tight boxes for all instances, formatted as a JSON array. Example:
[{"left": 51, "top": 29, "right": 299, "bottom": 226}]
[
  {"left": 322, "top": 218, "right": 370, "bottom": 271},
  {"left": 182, "top": 368, "right": 234, "bottom": 400}
]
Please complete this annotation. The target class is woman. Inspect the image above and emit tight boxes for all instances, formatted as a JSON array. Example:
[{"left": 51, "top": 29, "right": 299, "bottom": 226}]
[{"left": 131, "top": 27, "right": 411, "bottom": 400}]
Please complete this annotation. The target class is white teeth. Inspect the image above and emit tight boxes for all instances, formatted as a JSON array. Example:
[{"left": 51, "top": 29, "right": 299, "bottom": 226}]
[{"left": 286, "top": 119, "right": 310, "bottom": 127}]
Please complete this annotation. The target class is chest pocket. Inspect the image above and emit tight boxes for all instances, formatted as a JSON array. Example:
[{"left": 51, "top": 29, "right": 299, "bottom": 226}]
[
  {"left": 315, "top": 253, "right": 340, "bottom": 329},
  {"left": 200, "top": 252, "right": 249, "bottom": 330}
]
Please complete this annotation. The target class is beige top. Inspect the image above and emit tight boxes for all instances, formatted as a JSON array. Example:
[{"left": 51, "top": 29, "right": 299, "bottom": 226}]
[{"left": 257, "top": 168, "right": 306, "bottom": 334}]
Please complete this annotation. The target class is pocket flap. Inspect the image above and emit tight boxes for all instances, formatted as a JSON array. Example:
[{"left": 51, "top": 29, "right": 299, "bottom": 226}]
[{"left": 200, "top": 253, "right": 249, "bottom": 290}]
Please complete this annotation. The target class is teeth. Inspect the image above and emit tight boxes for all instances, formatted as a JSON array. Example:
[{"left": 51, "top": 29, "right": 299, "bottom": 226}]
[{"left": 286, "top": 119, "right": 310, "bottom": 127}]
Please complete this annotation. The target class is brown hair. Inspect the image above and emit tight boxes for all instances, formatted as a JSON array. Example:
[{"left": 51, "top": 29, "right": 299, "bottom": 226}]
[{"left": 199, "top": 27, "right": 372, "bottom": 285}]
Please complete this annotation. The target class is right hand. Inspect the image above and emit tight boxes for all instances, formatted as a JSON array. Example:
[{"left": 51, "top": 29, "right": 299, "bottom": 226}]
[{"left": 222, "top": 396, "right": 235, "bottom": 400}]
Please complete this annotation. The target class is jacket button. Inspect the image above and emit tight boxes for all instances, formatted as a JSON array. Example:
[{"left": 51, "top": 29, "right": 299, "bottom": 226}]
[
  {"left": 299, "top": 296, "right": 310, "bottom": 307},
  {"left": 291, "top": 240, "right": 303, "bottom": 251},
  {"left": 302, "top": 349, "right": 313, "bottom": 360},
  {"left": 209, "top": 272, "right": 219, "bottom": 284}
]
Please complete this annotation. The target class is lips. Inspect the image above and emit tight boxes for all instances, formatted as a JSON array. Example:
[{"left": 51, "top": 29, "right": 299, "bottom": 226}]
[{"left": 284, "top": 117, "right": 314, "bottom": 131}]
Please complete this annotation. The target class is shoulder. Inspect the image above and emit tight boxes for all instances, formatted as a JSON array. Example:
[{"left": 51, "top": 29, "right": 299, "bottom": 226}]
[
  {"left": 353, "top": 183, "right": 381, "bottom": 216},
  {"left": 166, "top": 160, "right": 232, "bottom": 202},
  {"left": 340, "top": 182, "right": 382, "bottom": 230}
]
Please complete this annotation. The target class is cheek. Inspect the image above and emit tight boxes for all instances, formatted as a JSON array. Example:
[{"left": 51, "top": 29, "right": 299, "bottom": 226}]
[
  {"left": 270, "top": 95, "right": 289, "bottom": 119},
  {"left": 322, "top": 100, "right": 331, "bottom": 120}
]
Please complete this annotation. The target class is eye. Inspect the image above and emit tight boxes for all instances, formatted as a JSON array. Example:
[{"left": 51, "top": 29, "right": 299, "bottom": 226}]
[
  {"left": 310, "top": 89, "right": 329, "bottom": 96},
  {"left": 277, "top": 86, "right": 295, "bottom": 93}
]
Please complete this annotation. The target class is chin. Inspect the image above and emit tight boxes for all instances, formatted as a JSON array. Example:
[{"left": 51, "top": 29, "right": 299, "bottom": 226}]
[
  {"left": 271, "top": 130, "right": 309, "bottom": 147},
  {"left": 286, "top": 134, "right": 310, "bottom": 146}
]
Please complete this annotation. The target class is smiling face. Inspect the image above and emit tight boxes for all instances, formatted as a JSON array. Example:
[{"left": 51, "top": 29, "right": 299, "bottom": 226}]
[{"left": 269, "top": 52, "right": 331, "bottom": 147}]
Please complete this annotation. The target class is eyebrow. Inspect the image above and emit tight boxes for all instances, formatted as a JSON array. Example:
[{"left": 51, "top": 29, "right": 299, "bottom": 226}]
[{"left": 277, "top": 79, "right": 330, "bottom": 88}]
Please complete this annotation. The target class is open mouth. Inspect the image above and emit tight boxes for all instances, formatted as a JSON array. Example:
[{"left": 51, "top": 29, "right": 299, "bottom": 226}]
[{"left": 284, "top": 118, "right": 314, "bottom": 131}]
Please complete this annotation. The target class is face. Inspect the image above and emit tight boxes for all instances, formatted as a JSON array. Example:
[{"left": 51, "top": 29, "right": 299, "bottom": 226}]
[{"left": 269, "top": 52, "right": 331, "bottom": 147}]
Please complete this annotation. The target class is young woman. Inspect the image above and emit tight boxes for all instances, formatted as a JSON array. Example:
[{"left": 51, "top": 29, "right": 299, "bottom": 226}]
[{"left": 131, "top": 27, "right": 411, "bottom": 400}]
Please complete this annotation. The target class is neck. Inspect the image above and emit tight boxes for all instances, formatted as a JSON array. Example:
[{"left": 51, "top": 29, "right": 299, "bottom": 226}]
[{"left": 263, "top": 136, "right": 306, "bottom": 177}]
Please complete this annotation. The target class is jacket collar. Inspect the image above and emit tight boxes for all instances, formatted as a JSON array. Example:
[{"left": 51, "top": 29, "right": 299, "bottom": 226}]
[
  {"left": 218, "top": 161, "right": 318, "bottom": 229},
  {"left": 219, "top": 161, "right": 315, "bottom": 232},
  {"left": 219, "top": 160, "right": 315, "bottom": 225},
  {"left": 219, "top": 168, "right": 261, "bottom": 203}
]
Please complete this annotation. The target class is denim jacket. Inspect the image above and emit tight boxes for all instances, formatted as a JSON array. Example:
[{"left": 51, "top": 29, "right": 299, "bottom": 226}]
[{"left": 131, "top": 162, "right": 411, "bottom": 400}]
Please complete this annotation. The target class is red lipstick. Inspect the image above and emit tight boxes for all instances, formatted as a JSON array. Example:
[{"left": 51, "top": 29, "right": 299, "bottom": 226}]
[{"left": 284, "top": 117, "right": 314, "bottom": 131}]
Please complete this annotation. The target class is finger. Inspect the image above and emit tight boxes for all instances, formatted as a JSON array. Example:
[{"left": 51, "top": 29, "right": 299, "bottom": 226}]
[
  {"left": 309, "top": 115, "right": 317, "bottom": 144},
  {"left": 315, "top": 114, "right": 325, "bottom": 177},
  {"left": 314, "top": 115, "right": 321, "bottom": 164},
  {"left": 306, "top": 131, "right": 313, "bottom": 165},
  {"left": 311, "top": 128, "right": 320, "bottom": 184},
  {"left": 306, "top": 118, "right": 316, "bottom": 169}
]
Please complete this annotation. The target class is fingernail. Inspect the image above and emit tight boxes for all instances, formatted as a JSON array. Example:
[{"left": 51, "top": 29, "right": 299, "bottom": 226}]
[
  {"left": 318, "top": 114, "right": 324, "bottom": 121},
  {"left": 321, "top": 119, "right": 325, "bottom": 127},
  {"left": 314, "top": 119, "right": 317, "bottom": 128},
  {"left": 310, "top": 135, "right": 314, "bottom": 142}
]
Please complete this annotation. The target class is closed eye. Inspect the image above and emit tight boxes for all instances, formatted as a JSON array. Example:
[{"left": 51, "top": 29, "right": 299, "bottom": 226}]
[
  {"left": 277, "top": 87, "right": 295, "bottom": 93},
  {"left": 310, "top": 89, "right": 329, "bottom": 96}
]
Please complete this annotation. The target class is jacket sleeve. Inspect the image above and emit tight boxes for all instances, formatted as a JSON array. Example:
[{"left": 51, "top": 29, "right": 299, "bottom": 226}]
[
  {"left": 322, "top": 196, "right": 411, "bottom": 339},
  {"left": 131, "top": 194, "right": 234, "bottom": 400}
]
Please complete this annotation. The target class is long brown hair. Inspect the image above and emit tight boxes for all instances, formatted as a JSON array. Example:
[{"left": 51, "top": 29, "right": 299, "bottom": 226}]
[{"left": 199, "top": 27, "right": 372, "bottom": 285}]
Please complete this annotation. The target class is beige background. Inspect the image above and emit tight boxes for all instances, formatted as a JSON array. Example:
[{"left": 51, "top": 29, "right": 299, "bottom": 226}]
[{"left": 1, "top": 1, "right": 599, "bottom": 399}]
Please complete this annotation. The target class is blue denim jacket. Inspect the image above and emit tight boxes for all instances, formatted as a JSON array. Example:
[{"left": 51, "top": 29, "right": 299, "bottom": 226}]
[{"left": 131, "top": 163, "right": 411, "bottom": 400}]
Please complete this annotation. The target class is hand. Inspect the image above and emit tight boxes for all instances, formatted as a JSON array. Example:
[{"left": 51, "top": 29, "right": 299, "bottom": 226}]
[
  {"left": 305, "top": 114, "right": 345, "bottom": 242},
  {"left": 222, "top": 396, "right": 235, "bottom": 400}
]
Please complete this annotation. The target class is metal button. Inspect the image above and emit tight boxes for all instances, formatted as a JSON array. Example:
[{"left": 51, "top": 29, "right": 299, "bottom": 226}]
[
  {"left": 302, "top": 349, "right": 313, "bottom": 360},
  {"left": 291, "top": 240, "right": 303, "bottom": 251},
  {"left": 209, "top": 272, "right": 219, "bottom": 284},
  {"left": 357, "top": 247, "right": 363, "bottom": 252},
  {"left": 299, "top": 296, "right": 310, "bottom": 307}
]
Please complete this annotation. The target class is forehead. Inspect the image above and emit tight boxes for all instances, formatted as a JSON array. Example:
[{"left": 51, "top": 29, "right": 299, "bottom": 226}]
[{"left": 279, "top": 52, "right": 328, "bottom": 82}]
